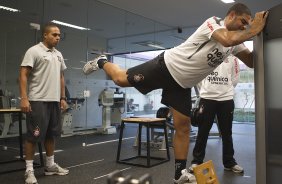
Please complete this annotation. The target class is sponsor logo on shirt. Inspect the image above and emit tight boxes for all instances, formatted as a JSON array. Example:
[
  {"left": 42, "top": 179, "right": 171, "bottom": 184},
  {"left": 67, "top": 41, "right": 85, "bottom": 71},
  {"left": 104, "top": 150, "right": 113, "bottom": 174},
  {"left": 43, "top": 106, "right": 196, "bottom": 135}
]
[
  {"left": 207, "top": 48, "right": 224, "bottom": 67},
  {"left": 207, "top": 71, "right": 229, "bottom": 85},
  {"left": 234, "top": 58, "right": 239, "bottom": 74},
  {"left": 207, "top": 21, "right": 214, "bottom": 31}
]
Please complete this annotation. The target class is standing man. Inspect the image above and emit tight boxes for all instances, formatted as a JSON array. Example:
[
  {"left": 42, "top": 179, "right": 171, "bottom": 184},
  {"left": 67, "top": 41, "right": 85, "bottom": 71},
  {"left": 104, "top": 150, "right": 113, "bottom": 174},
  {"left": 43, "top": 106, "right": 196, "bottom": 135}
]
[
  {"left": 19, "top": 22, "right": 69, "bottom": 184},
  {"left": 83, "top": 3, "right": 267, "bottom": 184},
  {"left": 189, "top": 55, "right": 243, "bottom": 174}
]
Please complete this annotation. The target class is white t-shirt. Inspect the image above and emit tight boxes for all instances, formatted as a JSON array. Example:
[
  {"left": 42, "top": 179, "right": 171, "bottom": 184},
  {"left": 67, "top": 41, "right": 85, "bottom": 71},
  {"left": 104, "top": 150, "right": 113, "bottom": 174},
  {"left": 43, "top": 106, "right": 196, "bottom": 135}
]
[
  {"left": 199, "top": 55, "right": 240, "bottom": 101},
  {"left": 21, "top": 42, "right": 67, "bottom": 102},
  {"left": 164, "top": 16, "right": 247, "bottom": 88}
]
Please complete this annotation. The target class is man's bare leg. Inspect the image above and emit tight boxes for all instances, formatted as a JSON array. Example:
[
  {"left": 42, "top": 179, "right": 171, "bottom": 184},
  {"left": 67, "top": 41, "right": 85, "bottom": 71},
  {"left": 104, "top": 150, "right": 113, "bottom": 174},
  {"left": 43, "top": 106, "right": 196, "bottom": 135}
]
[
  {"left": 102, "top": 62, "right": 132, "bottom": 87},
  {"left": 44, "top": 138, "right": 56, "bottom": 168},
  {"left": 25, "top": 140, "right": 37, "bottom": 183},
  {"left": 171, "top": 108, "right": 190, "bottom": 180},
  {"left": 44, "top": 138, "right": 55, "bottom": 157},
  {"left": 25, "top": 141, "right": 36, "bottom": 161},
  {"left": 43, "top": 137, "right": 69, "bottom": 175}
]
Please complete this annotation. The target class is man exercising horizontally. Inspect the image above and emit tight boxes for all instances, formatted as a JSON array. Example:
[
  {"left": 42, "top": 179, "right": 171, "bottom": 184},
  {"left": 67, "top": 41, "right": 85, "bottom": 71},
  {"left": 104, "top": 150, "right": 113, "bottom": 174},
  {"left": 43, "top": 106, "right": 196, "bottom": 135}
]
[{"left": 83, "top": 3, "right": 268, "bottom": 183}]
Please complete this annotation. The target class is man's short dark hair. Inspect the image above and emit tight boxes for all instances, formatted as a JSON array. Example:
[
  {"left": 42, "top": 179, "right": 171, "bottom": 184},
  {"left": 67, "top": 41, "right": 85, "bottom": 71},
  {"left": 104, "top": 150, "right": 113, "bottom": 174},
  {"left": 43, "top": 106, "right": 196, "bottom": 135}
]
[
  {"left": 226, "top": 3, "right": 252, "bottom": 16},
  {"left": 42, "top": 22, "right": 59, "bottom": 36}
]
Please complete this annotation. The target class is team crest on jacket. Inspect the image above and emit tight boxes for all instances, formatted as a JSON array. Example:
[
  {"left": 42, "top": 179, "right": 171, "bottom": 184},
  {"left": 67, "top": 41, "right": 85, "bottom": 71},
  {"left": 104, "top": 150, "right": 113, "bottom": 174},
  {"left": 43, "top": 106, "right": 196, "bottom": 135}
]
[
  {"left": 33, "top": 126, "right": 40, "bottom": 137},
  {"left": 133, "top": 74, "right": 144, "bottom": 83}
]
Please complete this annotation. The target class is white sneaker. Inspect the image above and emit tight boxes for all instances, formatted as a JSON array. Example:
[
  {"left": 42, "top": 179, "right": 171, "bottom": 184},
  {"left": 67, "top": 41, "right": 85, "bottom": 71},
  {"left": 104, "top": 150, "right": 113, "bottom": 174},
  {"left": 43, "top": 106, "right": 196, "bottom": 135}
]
[
  {"left": 82, "top": 55, "right": 108, "bottom": 75},
  {"left": 174, "top": 169, "right": 197, "bottom": 184},
  {"left": 224, "top": 164, "right": 244, "bottom": 173},
  {"left": 25, "top": 170, "right": 38, "bottom": 184},
  {"left": 188, "top": 164, "right": 198, "bottom": 173},
  {"left": 45, "top": 163, "right": 69, "bottom": 176}
]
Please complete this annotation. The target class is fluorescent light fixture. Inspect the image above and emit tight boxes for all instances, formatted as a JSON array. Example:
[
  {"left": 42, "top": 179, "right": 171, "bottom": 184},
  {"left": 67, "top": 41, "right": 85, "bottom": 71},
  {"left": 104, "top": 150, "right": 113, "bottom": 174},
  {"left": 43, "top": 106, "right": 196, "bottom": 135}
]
[
  {"left": 51, "top": 20, "right": 90, "bottom": 30},
  {"left": 0, "top": 5, "right": 20, "bottom": 12},
  {"left": 147, "top": 43, "right": 166, "bottom": 49},
  {"left": 134, "top": 41, "right": 166, "bottom": 49},
  {"left": 220, "top": 0, "right": 235, "bottom": 3}
]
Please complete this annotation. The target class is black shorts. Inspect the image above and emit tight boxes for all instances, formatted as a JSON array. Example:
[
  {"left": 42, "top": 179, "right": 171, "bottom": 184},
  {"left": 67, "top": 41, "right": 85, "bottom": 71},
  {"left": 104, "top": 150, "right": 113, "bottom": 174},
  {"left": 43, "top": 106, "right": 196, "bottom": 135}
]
[
  {"left": 127, "top": 52, "right": 191, "bottom": 116},
  {"left": 25, "top": 101, "right": 62, "bottom": 142}
]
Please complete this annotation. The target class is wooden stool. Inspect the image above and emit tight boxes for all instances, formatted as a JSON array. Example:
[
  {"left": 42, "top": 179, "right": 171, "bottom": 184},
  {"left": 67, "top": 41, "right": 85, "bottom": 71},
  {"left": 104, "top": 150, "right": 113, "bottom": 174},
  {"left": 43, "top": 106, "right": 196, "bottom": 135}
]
[
  {"left": 116, "top": 117, "right": 170, "bottom": 167},
  {"left": 193, "top": 160, "right": 220, "bottom": 184}
]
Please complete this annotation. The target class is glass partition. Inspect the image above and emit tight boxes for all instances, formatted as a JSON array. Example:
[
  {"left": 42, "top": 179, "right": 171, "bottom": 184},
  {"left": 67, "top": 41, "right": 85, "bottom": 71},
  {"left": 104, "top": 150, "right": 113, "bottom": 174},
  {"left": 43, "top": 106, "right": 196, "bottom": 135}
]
[
  {"left": 0, "top": 0, "right": 184, "bottom": 147},
  {"left": 0, "top": 0, "right": 44, "bottom": 98},
  {"left": 233, "top": 41, "right": 255, "bottom": 123}
]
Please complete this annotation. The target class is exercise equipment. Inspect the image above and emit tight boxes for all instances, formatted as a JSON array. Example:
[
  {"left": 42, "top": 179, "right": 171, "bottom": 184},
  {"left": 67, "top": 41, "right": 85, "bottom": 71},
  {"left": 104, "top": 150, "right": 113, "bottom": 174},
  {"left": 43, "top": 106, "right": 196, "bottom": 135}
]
[
  {"left": 96, "top": 89, "right": 116, "bottom": 134},
  {"left": 193, "top": 160, "right": 219, "bottom": 184},
  {"left": 0, "top": 96, "right": 20, "bottom": 138},
  {"left": 61, "top": 87, "right": 85, "bottom": 136},
  {"left": 111, "top": 88, "right": 126, "bottom": 127},
  {"left": 254, "top": 3, "right": 282, "bottom": 184}
]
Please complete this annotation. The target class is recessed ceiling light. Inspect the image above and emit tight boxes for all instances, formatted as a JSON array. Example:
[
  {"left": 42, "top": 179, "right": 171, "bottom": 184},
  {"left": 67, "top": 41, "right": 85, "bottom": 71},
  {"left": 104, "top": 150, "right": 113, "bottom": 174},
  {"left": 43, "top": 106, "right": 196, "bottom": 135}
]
[
  {"left": 220, "top": 0, "right": 235, "bottom": 4},
  {"left": 0, "top": 5, "right": 20, "bottom": 12},
  {"left": 51, "top": 20, "right": 90, "bottom": 30}
]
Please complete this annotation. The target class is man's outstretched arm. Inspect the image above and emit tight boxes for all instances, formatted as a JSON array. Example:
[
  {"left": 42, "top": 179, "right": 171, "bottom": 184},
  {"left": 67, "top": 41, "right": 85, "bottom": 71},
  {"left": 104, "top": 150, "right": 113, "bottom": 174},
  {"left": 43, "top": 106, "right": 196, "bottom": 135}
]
[{"left": 212, "top": 11, "right": 268, "bottom": 47}]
